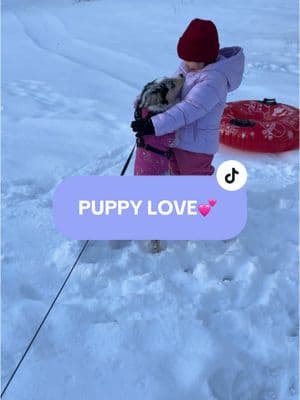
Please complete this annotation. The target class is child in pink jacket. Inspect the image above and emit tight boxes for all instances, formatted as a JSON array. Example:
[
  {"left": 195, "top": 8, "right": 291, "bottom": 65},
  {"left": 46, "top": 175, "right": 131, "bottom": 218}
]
[{"left": 131, "top": 18, "right": 245, "bottom": 175}]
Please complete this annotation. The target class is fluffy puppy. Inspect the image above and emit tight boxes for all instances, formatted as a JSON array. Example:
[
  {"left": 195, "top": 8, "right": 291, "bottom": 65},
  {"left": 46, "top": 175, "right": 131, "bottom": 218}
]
[{"left": 135, "top": 74, "right": 185, "bottom": 119}]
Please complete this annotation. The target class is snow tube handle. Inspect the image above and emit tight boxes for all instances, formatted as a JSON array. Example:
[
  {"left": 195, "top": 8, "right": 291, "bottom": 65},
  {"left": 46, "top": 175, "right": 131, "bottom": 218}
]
[
  {"left": 260, "top": 98, "right": 277, "bottom": 105},
  {"left": 230, "top": 118, "right": 256, "bottom": 127}
]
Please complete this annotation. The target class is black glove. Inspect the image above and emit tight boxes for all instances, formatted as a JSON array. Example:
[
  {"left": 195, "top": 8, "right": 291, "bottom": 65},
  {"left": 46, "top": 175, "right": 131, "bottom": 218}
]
[{"left": 131, "top": 118, "right": 155, "bottom": 135}]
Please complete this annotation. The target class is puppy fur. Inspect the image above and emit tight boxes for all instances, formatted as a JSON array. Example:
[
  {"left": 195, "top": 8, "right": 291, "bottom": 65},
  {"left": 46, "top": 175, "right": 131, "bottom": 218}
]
[{"left": 135, "top": 74, "right": 184, "bottom": 118}]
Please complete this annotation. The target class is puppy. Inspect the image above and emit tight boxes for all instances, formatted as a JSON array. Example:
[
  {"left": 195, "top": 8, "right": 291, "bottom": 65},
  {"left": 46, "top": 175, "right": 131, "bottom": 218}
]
[{"left": 135, "top": 74, "right": 185, "bottom": 119}]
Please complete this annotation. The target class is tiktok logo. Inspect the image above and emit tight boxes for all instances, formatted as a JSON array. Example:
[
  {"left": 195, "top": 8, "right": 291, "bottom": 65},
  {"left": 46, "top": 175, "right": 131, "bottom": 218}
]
[
  {"left": 225, "top": 167, "right": 239, "bottom": 184},
  {"left": 216, "top": 161, "right": 247, "bottom": 191}
]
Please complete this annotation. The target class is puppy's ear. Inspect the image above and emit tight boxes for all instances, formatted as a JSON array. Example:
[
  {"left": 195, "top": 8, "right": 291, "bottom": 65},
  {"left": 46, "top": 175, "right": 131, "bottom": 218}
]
[
  {"left": 143, "top": 80, "right": 156, "bottom": 91},
  {"left": 134, "top": 106, "right": 142, "bottom": 120},
  {"left": 161, "top": 84, "right": 169, "bottom": 105}
]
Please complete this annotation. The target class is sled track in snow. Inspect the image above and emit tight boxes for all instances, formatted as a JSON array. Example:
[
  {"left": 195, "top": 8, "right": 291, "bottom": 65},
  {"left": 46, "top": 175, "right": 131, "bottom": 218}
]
[{"left": 11, "top": 9, "right": 142, "bottom": 91}]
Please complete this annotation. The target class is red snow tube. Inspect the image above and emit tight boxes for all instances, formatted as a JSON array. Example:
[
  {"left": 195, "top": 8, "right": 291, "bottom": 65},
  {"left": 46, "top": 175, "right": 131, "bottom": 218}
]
[{"left": 220, "top": 99, "right": 299, "bottom": 152}]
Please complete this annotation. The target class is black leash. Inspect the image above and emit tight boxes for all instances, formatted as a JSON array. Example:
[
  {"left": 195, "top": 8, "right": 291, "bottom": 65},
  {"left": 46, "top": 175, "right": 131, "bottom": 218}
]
[
  {"left": 120, "top": 144, "right": 136, "bottom": 176},
  {"left": 1, "top": 143, "right": 136, "bottom": 398}
]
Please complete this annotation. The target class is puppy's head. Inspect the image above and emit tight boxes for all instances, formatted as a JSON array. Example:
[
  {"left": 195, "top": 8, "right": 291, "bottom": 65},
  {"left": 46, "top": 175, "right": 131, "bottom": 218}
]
[{"left": 138, "top": 74, "right": 184, "bottom": 113}]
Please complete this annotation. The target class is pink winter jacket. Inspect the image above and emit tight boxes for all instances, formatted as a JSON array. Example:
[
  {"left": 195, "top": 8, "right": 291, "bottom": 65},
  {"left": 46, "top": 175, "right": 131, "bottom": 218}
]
[{"left": 151, "top": 46, "right": 245, "bottom": 154}]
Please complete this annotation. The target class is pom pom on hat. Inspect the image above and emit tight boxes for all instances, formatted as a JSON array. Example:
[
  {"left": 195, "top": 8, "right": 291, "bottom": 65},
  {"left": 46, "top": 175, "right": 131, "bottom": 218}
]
[{"left": 177, "top": 19, "right": 220, "bottom": 63}]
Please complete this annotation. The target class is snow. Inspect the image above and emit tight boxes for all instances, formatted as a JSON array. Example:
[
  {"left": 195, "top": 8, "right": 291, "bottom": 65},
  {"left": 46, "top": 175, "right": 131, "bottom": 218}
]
[{"left": 2, "top": 0, "right": 298, "bottom": 399}]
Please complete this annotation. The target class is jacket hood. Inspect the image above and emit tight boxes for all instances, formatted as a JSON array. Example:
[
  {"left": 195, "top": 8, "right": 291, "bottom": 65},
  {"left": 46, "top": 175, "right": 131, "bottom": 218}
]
[
  {"left": 179, "top": 46, "right": 245, "bottom": 92},
  {"left": 206, "top": 46, "right": 245, "bottom": 92}
]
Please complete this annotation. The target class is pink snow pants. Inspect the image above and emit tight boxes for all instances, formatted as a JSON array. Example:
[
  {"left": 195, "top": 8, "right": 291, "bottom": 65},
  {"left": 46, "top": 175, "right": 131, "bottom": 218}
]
[
  {"left": 169, "top": 148, "right": 215, "bottom": 175},
  {"left": 134, "top": 106, "right": 176, "bottom": 175},
  {"left": 134, "top": 133, "right": 176, "bottom": 175},
  {"left": 134, "top": 142, "right": 214, "bottom": 176}
]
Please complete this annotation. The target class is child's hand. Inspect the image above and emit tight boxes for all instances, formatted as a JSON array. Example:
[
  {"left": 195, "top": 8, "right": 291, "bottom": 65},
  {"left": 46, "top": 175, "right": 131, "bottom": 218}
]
[{"left": 131, "top": 119, "right": 155, "bottom": 135}]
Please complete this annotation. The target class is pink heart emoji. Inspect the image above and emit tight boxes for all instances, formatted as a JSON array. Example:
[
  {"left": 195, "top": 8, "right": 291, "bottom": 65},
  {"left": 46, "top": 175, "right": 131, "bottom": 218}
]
[
  {"left": 208, "top": 199, "right": 217, "bottom": 207},
  {"left": 198, "top": 204, "right": 211, "bottom": 217}
]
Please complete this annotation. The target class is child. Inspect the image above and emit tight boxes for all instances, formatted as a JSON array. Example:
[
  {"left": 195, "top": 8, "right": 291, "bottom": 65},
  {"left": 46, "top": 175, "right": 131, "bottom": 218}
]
[{"left": 131, "top": 18, "right": 245, "bottom": 175}]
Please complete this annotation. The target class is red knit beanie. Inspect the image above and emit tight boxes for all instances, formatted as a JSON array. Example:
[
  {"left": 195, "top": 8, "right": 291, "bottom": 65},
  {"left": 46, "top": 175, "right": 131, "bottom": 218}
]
[{"left": 177, "top": 19, "right": 220, "bottom": 63}]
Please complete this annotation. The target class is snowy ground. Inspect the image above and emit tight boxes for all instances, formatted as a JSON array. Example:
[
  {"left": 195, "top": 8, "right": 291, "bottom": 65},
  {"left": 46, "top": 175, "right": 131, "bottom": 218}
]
[{"left": 2, "top": 0, "right": 299, "bottom": 399}]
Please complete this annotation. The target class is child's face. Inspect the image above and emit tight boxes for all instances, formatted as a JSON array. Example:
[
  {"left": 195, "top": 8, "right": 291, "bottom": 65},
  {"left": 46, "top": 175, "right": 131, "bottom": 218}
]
[{"left": 183, "top": 60, "right": 206, "bottom": 72}]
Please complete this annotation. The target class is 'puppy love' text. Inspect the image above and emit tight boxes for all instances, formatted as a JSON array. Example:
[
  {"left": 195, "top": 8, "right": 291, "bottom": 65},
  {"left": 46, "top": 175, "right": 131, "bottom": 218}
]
[{"left": 79, "top": 200, "right": 201, "bottom": 216}]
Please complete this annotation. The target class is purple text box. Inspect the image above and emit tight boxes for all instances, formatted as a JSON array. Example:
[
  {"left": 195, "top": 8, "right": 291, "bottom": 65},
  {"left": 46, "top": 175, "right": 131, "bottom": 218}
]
[{"left": 53, "top": 176, "right": 247, "bottom": 240}]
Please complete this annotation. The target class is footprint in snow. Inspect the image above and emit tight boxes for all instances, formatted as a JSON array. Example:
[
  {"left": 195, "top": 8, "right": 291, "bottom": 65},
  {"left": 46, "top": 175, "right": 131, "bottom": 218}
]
[{"left": 19, "top": 284, "right": 42, "bottom": 301}]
